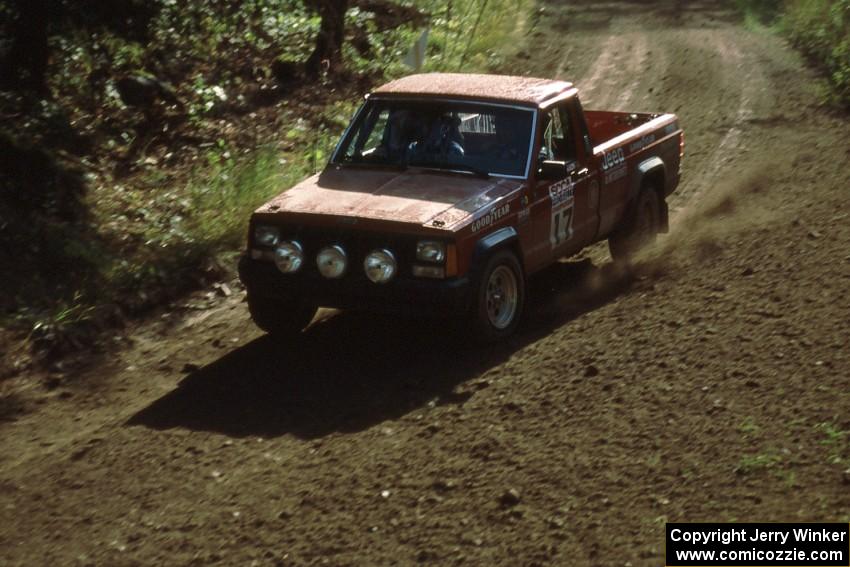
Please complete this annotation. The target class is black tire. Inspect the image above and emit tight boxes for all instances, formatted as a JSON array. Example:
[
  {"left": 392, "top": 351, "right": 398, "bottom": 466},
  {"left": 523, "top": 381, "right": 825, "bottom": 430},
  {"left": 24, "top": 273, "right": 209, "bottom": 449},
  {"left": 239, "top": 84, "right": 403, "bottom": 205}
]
[
  {"left": 608, "top": 186, "right": 661, "bottom": 264},
  {"left": 469, "top": 250, "right": 525, "bottom": 342},
  {"left": 247, "top": 293, "right": 317, "bottom": 337}
]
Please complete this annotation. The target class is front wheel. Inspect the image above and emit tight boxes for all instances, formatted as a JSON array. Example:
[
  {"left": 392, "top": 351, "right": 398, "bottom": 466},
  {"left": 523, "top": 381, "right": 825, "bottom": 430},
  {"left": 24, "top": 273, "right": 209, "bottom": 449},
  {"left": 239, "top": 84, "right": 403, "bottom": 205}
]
[
  {"left": 247, "top": 294, "right": 317, "bottom": 337},
  {"left": 608, "top": 187, "right": 660, "bottom": 264},
  {"left": 469, "top": 250, "right": 525, "bottom": 342}
]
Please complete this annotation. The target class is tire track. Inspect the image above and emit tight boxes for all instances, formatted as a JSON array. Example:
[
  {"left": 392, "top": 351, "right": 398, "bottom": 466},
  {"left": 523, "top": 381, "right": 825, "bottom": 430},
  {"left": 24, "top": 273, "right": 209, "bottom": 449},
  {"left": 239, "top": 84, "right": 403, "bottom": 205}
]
[
  {"left": 571, "top": 33, "right": 619, "bottom": 99},
  {"left": 579, "top": 34, "right": 640, "bottom": 108},
  {"left": 611, "top": 34, "right": 650, "bottom": 110},
  {"left": 669, "top": 31, "right": 766, "bottom": 218}
]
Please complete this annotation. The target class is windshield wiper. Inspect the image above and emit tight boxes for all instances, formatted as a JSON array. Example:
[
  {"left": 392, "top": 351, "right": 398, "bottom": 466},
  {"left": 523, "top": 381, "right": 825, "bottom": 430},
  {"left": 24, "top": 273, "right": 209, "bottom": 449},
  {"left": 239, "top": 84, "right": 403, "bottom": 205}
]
[
  {"left": 337, "top": 160, "right": 407, "bottom": 171},
  {"left": 407, "top": 160, "right": 490, "bottom": 179}
]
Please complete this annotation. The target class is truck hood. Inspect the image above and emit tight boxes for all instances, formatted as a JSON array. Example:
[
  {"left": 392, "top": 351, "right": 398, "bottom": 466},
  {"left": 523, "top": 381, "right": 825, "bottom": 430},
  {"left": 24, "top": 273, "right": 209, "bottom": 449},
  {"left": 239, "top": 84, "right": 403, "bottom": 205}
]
[{"left": 256, "top": 166, "right": 523, "bottom": 229}]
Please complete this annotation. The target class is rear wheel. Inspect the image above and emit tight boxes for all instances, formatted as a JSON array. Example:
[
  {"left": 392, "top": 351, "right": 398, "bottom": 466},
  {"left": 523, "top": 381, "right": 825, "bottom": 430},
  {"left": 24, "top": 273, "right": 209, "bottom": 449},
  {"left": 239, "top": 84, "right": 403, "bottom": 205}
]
[
  {"left": 608, "top": 186, "right": 660, "bottom": 264},
  {"left": 247, "top": 294, "right": 317, "bottom": 337},
  {"left": 470, "top": 250, "right": 525, "bottom": 342}
]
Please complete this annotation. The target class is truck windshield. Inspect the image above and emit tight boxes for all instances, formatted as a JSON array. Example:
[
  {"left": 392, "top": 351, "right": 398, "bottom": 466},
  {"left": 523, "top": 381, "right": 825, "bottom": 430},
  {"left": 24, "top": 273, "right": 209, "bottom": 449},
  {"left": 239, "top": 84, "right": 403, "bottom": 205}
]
[{"left": 333, "top": 99, "right": 535, "bottom": 178}]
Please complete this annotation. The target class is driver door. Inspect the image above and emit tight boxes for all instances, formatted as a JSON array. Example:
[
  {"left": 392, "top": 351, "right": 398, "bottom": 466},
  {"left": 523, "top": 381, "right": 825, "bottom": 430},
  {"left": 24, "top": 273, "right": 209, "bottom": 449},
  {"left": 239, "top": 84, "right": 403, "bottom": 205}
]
[{"left": 529, "top": 100, "right": 596, "bottom": 268}]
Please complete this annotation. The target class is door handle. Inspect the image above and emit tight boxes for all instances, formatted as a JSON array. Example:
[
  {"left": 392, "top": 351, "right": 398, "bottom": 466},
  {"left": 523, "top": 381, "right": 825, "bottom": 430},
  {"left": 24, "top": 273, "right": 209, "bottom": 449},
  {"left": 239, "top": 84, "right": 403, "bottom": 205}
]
[{"left": 576, "top": 167, "right": 590, "bottom": 178}]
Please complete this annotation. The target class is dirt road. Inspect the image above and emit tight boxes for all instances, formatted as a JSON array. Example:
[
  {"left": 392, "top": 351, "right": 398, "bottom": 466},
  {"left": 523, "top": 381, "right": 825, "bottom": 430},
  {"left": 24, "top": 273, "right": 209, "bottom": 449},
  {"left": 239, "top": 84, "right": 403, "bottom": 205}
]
[{"left": 2, "top": 1, "right": 849, "bottom": 565}]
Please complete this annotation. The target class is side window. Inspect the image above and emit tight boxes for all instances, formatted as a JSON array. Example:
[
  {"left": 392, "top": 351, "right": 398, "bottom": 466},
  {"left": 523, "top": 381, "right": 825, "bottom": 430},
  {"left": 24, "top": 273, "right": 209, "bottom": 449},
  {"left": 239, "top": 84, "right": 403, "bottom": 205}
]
[
  {"left": 540, "top": 104, "right": 577, "bottom": 162},
  {"left": 571, "top": 97, "right": 593, "bottom": 155}
]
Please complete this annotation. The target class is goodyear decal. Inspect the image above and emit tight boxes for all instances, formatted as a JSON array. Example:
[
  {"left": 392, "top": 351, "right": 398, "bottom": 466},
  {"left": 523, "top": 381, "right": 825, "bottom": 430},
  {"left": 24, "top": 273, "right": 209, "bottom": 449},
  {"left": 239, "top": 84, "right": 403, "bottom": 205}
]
[
  {"left": 471, "top": 202, "right": 511, "bottom": 233},
  {"left": 628, "top": 134, "right": 656, "bottom": 154}
]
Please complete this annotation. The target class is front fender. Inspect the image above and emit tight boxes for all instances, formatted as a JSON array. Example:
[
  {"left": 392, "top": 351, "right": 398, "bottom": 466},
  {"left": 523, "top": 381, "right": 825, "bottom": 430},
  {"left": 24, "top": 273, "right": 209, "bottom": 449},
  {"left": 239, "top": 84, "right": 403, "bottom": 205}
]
[{"left": 469, "top": 226, "right": 520, "bottom": 278}]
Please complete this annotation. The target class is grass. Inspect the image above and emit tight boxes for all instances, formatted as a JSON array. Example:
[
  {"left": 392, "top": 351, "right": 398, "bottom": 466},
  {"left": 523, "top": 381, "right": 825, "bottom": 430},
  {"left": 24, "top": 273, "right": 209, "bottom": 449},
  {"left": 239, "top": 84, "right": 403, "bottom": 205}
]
[
  {"left": 738, "top": 416, "right": 761, "bottom": 435},
  {"left": 735, "top": 451, "right": 783, "bottom": 474},
  {"left": 733, "top": 420, "right": 847, "bottom": 477},
  {"left": 815, "top": 421, "right": 848, "bottom": 464}
]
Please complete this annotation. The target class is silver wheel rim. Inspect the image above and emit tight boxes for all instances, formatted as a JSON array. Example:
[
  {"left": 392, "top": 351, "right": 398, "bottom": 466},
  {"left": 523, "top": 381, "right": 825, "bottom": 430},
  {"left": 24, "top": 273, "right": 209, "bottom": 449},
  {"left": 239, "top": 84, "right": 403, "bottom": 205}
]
[{"left": 486, "top": 265, "right": 518, "bottom": 330}]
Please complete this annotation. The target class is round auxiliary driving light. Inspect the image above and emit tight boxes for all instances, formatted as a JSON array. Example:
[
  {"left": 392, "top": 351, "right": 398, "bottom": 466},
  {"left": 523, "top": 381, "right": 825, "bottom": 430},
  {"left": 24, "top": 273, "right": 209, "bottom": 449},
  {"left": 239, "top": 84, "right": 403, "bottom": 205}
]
[
  {"left": 363, "top": 249, "right": 397, "bottom": 283},
  {"left": 274, "top": 241, "right": 303, "bottom": 273},
  {"left": 255, "top": 225, "right": 280, "bottom": 247},
  {"left": 316, "top": 245, "right": 347, "bottom": 278}
]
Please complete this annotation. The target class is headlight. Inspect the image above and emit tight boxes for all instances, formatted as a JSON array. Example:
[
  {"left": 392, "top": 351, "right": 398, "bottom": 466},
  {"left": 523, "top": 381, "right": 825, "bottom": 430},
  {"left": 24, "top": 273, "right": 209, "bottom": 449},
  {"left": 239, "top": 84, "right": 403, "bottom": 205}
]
[
  {"left": 274, "top": 241, "right": 303, "bottom": 273},
  {"left": 416, "top": 240, "right": 445, "bottom": 263},
  {"left": 316, "top": 245, "right": 347, "bottom": 278},
  {"left": 363, "top": 249, "right": 397, "bottom": 284},
  {"left": 254, "top": 225, "right": 280, "bottom": 247}
]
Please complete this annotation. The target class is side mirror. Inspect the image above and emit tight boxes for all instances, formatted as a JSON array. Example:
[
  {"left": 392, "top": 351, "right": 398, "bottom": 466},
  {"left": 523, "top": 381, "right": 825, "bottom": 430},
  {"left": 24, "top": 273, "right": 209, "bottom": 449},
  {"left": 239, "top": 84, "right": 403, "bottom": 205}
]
[{"left": 538, "top": 160, "right": 568, "bottom": 180}]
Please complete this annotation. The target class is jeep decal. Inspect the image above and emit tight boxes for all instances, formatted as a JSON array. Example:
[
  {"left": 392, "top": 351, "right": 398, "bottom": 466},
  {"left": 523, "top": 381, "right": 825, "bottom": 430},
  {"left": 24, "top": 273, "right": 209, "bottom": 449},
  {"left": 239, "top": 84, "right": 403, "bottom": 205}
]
[{"left": 601, "top": 148, "right": 625, "bottom": 171}]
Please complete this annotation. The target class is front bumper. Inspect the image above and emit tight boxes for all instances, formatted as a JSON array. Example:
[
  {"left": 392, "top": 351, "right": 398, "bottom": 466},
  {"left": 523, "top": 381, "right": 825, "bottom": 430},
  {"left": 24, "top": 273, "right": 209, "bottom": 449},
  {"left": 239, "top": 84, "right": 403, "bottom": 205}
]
[{"left": 238, "top": 255, "right": 472, "bottom": 316}]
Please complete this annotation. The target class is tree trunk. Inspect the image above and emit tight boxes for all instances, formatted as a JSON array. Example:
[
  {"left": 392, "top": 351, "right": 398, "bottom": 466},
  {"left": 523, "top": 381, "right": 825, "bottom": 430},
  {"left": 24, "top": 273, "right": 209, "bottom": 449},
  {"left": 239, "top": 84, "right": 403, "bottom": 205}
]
[
  {"left": 305, "top": 0, "right": 348, "bottom": 78},
  {"left": 0, "top": 0, "right": 50, "bottom": 95}
]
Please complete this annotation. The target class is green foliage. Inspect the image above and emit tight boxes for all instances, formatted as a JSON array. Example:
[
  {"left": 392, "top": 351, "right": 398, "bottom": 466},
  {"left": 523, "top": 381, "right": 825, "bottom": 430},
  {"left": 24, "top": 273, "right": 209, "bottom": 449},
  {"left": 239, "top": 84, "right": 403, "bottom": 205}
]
[
  {"left": 736, "top": 0, "right": 850, "bottom": 104},
  {"left": 411, "top": 0, "right": 533, "bottom": 73},
  {"left": 340, "top": 0, "right": 533, "bottom": 79},
  {"left": 782, "top": 0, "right": 850, "bottom": 105},
  {"left": 735, "top": 0, "right": 784, "bottom": 26}
]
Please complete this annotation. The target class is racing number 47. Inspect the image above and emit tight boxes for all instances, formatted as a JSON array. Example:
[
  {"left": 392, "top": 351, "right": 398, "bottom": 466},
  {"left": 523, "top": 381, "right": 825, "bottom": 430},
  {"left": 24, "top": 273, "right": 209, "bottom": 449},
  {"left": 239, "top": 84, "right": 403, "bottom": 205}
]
[{"left": 550, "top": 206, "right": 573, "bottom": 248}]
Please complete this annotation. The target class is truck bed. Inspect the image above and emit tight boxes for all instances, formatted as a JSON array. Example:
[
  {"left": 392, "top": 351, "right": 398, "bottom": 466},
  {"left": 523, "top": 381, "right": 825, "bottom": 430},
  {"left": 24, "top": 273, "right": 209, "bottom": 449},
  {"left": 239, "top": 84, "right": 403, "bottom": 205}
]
[{"left": 584, "top": 110, "right": 662, "bottom": 147}]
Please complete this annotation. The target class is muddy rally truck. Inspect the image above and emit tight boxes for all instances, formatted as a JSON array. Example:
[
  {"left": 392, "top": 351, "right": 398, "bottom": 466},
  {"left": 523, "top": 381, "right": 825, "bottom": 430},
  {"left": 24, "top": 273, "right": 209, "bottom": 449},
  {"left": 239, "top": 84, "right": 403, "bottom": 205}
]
[{"left": 239, "top": 73, "right": 684, "bottom": 341}]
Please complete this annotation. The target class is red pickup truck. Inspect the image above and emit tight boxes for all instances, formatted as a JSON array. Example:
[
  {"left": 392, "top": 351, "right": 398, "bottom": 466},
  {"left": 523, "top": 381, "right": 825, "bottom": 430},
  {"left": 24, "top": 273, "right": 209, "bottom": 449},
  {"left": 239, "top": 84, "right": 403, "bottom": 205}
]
[{"left": 239, "top": 73, "right": 684, "bottom": 341}]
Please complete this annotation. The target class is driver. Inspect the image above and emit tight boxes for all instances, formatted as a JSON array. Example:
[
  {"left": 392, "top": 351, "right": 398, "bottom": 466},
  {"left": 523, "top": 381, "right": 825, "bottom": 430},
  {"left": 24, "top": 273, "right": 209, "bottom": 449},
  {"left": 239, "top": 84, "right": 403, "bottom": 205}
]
[{"left": 407, "top": 113, "right": 464, "bottom": 160}]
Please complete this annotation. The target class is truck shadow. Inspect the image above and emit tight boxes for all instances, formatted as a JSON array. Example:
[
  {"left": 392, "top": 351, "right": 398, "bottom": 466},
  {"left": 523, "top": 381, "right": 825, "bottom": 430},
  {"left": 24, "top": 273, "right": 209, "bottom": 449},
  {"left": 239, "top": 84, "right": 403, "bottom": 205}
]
[{"left": 127, "top": 257, "right": 636, "bottom": 440}]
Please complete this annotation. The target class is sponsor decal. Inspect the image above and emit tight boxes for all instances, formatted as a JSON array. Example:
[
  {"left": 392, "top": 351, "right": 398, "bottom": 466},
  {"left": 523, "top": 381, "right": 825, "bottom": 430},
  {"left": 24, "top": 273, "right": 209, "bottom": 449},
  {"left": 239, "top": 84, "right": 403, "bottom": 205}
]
[
  {"left": 628, "top": 134, "right": 656, "bottom": 154},
  {"left": 518, "top": 208, "right": 530, "bottom": 225},
  {"left": 604, "top": 165, "right": 627, "bottom": 185},
  {"left": 548, "top": 177, "right": 576, "bottom": 249},
  {"left": 548, "top": 176, "right": 575, "bottom": 208},
  {"left": 471, "top": 202, "right": 511, "bottom": 233}
]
